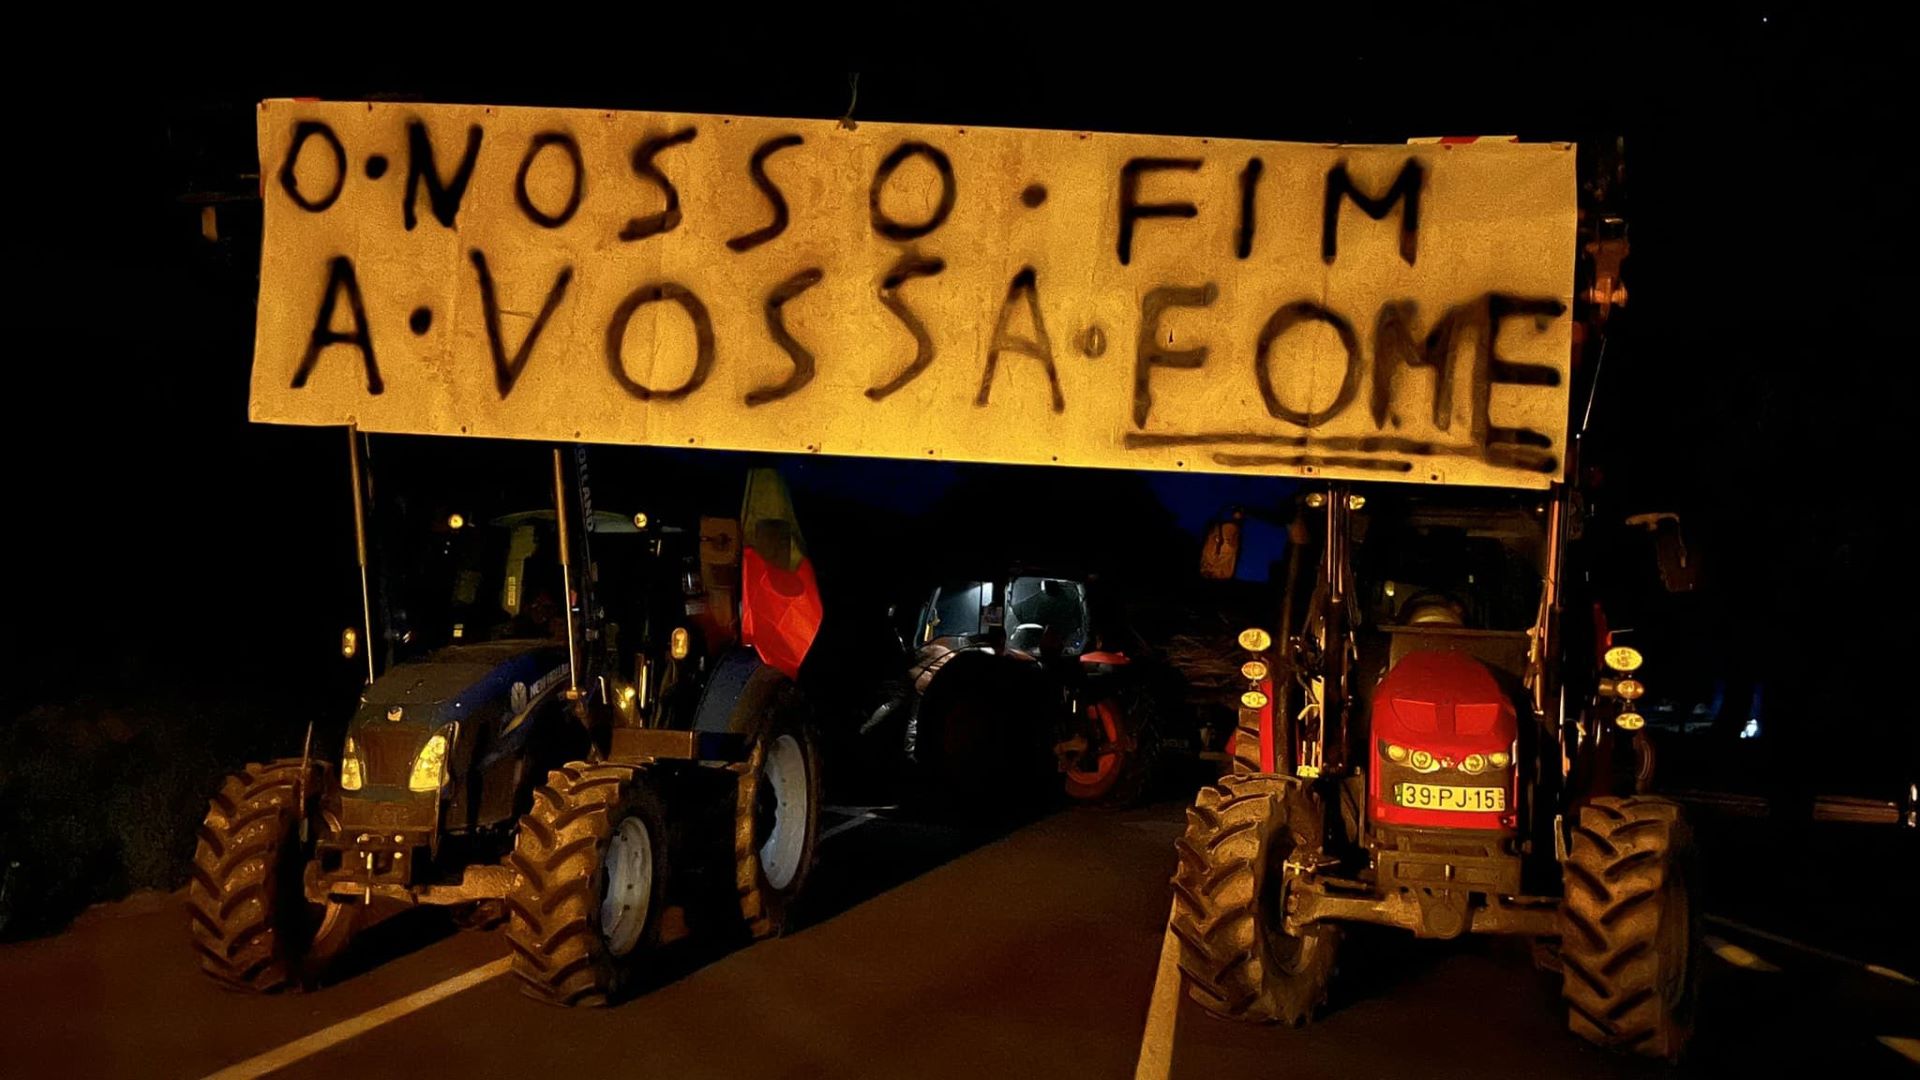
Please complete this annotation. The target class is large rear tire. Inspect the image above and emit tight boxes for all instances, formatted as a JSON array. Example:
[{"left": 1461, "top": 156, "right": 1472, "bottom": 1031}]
[
  {"left": 1171, "top": 774, "right": 1337, "bottom": 1024},
  {"left": 1559, "top": 795, "right": 1697, "bottom": 1060},
  {"left": 505, "top": 763, "right": 669, "bottom": 1007},
  {"left": 187, "top": 759, "right": 338, "bottom": 992},
  {"left": 735, "top": 713, "right": 821, "bottom": 940}
]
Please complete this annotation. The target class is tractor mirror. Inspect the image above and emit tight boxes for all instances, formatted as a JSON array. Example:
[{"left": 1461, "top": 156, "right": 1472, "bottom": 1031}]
[
  {"left": 1200, "top": 516, "right": 1242, "bottom": 580},
  {"left": 1626, "top": 512, "right": 1698, "bottom": 593}
]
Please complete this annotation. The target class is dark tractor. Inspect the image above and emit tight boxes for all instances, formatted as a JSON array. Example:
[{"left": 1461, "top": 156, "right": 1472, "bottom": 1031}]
[
  {"left": 871, "top": 571, "right": 1165, "bottom": 809},
  {"left": 188, "top": 440, "right": 824, "bottom": 1001}
]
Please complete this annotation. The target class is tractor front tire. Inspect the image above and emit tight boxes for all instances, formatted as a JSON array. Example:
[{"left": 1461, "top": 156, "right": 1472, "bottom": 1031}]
[
  {"left": 735, "top": 713, "right": 822, "bottom": 940},
  {"left": 1559, "top": 796, "right": 1698, "bottom": 1061},
  {"left": 505, "top": 763, "right": 669, "bottom": 1007},
  {"left": 1171, "top": 773, "right": 1337, "bottom": 1025},
  {"left": 187, "top": 759, "right": 334, "bottom": 992}
]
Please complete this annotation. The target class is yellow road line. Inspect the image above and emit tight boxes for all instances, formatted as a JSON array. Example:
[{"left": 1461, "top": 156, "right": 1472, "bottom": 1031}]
[
  {"left": 1704, "top": 935, "right": 1781, "bottom": 973},
  {"left": 1704, "top": 914, "right": 1918, "bottom": 985},
  {"left": 1878, "top": 1036, "right": 1920, "bottom": 1066},
  {"left": 199, "top": 957, "right": 511, "bottom": 1080},
  {"left": 1134, "top": 910, "right": 1183, "bottom": 1080}
]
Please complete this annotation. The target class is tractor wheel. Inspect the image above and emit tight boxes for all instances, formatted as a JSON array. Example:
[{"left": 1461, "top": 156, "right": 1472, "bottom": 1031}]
[
  {"left": 1171, "top": 773, "right": 1337, "bottom": 1025},
  {"left": 735, "top": 710, "right": 822, "bottom": 940},
  {"left": 1229, "top": 706, "right": 1265, "bottom": 776},
  {"left": 1063, "top": 693, "right": 1159, "bottom": 807},
  {"left": 186, "top": 759, "right": 339, "bottom": 992},
  {"left": 505, "top": 763, "right": 669, "bottom": 1007},
  {"left": 1559, "top": 796, "right": 1698, "bottom": 1060}
]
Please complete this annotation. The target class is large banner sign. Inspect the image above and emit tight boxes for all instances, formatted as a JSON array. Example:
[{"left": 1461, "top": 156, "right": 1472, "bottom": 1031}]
[{"left": 252, "top": 100, "right": 1576, "bottom": 488}]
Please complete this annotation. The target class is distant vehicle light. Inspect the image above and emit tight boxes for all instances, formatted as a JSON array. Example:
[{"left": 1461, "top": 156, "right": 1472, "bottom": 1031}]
[
  {"left": 1615, "top": 678, "right": 1646, "bottom": 701},
  {"left": 1241, "top": 660, "right": 1270, "bottom": 681},
  {"left": 340, "top": 627, "right": 359, "bottom": 659},
  {"left": 1240, "top": 689, "right": 1270, "bottom": 709},
  {"left": 670, "top": 627, "right": 690, "bottom": 660},
  {"left": 447, "top": 513, "right": 466, "bottom": 530},
  {"left": 1604, "top": 645, "right": 1643, "bottom": 673},
  {"left": 633, "top": 512, "right": 649, "bottom": 530},
  {"left": 1616, "top": 712, "right": 1646, "bottom": 731},
  {"left": 1237, "top": 628, "right": 1273, "bottom": 652}
]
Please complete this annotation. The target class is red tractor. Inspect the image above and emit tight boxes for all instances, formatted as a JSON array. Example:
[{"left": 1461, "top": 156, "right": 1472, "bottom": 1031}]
[{"left": 1172, "top": 173, "right": 1698, "bottom": 1059}]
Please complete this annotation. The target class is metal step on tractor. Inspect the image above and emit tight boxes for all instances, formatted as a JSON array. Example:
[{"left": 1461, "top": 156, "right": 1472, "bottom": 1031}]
[{"left": 188, "top": 438, "right": 824, "bottom": 1004}]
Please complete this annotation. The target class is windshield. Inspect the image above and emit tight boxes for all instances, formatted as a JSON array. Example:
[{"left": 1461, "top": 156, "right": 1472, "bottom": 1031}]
[
  {"left": 1006, "top": 576, "right": 1088, "bottom": 655},
  {"left": 1353, "top": 499, "right": 1546, "bottom": 633}
]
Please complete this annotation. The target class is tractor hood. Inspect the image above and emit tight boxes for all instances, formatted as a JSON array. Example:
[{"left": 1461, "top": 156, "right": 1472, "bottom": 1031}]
[
  {"left": 1370, "top": 650, "right": 1519, "bottom": 758},
  {"left": 345, "top": 642, "right": 570, "bottom": 792}
]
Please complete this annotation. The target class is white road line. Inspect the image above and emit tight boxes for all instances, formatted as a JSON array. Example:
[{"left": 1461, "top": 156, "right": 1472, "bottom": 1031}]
[
  {"left": 817, "top": 812, "right": 879, "bottom": 842},
  {"left": 1133, "top": 908, "right": 1183, "bottom": 1080},
  {"left": 1879, "top": 1036, "right": 1920, "bottom": 1066},
  {"left": 1705, "top": 915, "right": 1919, "bottom": 985},
  {"left": 1704, "top": 934, "right": 1781, "bottom": 973},
  {"left": 198, "top": 957, "right": 511, "bottom": 1080}
]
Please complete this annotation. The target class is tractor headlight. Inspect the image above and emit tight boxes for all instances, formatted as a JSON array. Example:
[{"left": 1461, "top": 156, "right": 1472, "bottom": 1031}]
[
  {"left": 1461, "top": 753, "right": 1488, "bottom": 774},
  {"left": 1489, "top": 750, "right": 1511, "bottom": 768},
  {"left": 340, "top": 737, "right": 364, "bottom": 791},
  {"left": 1241, "top": 659, "right": 1270, "bottom": 681},
  {"left": 1614, "top": 678, "right": 1645, "bottom": 702},
  {"left": 1615, "top": 712, "right": 1646, "bottom": 731},
  {"left": 1240, "top": 689, "right": 1270, "bottom": 709},
  {"left": 670, "top": 627, "right": 690, "bottom": 660},
  {"left": 1237, "top": 627, "right": 1272, "bottom": 652},
  {"left": 408, "top": 730, "right": 452, "bottom": 792},
  {"left": 1604, "top": 645, "right": 1643, "bottom": 673}
]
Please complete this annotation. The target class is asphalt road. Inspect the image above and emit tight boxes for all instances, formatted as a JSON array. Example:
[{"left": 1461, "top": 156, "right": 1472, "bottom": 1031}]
[{"left": 3, "top": 803, "right": 1914, "bottom": 1079}]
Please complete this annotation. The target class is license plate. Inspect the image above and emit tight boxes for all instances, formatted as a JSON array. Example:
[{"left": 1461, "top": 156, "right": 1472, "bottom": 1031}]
[{"left": 1392, "top": 782, "right": 1506, "bottom": 812}]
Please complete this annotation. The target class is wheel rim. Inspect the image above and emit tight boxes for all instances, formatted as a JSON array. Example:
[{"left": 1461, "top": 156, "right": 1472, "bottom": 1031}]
[
  {"left": 600, "top": 815, "right": 653, "bottom": 958},
  {"left": 1065, "top": 701, "right": 1126, "bottom": 797},
  {"left": 758, "top": 734, "right": 809, "bottom": 892}
]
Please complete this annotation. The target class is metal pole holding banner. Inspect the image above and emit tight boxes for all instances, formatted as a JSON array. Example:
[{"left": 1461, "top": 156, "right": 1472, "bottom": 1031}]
[
  {"left": 551, "top": 448, "right": 581, "bottom": 699},
  {"left": 347, "top": 426, "right": 375, "bottom": 687}
]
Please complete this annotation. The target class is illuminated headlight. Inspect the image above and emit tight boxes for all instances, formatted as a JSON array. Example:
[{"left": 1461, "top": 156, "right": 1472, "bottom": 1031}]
[
  {"left": 408, "top": 730, "right": 452, "bottom": 792},
  {"left": 1240, "top": 659, "right": 1270, "bottom": 681},
  {"left": 340, "top": 627, "right": 359, "bottom": 659},
  {"left": 1604, "top": 645, "right": 1643, "bottom": 673},
  {"left": 1384, "top": 743, "right": 1409, "bottom": 763},
  {"left": 1240, "top": 689, "right": 1270, "bottom": 709},
  {"left": 1461, "top": 753, "right": 1488, "bottom": 774},
  {"left": 447, "top": 513, "right": 466, "bottom": 530},
  {"left": 1408, "top": 748, "right": 1438, "bottom": 773},
  {"left": 633, "top": 512, "right": 649, "bottom": 530},
  {"left": 670, "top": 627, "right": 690, "bottom": 660},
  {"left": 1615, "top": 712, "right": 1646, "bottom": 731},
  {"left": 1489, "top": 750, "right": 1511, "bottom": 768},
  {"left": 1615, "top": 678, "right": 1645, "bottom": 701},
  {"left": 340, "top": 737, "right": 364, "bottom": 791},
  {"left": 1237, "top": 627, "right": 1272, "bottom": 652}
]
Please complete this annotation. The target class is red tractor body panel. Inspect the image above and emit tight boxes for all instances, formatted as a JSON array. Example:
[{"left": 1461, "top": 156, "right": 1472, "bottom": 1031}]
[{"left": 1368, "top": 650, "right": 1520, "bottom": 831}]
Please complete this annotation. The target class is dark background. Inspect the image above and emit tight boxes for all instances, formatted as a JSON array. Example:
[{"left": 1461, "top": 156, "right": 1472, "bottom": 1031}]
[{"left": 4, "top": 15, "right": 1912, "bottom": 935}]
